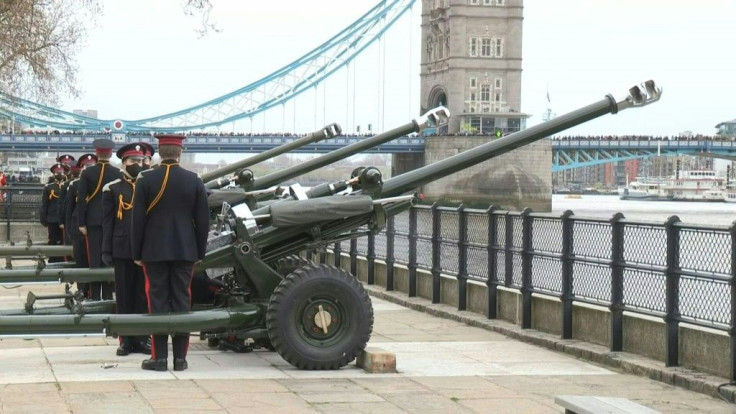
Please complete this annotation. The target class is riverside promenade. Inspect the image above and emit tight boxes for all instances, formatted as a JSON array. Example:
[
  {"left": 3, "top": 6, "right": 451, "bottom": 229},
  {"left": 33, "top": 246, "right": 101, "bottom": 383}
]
[{"left": 0, "top": 283, "right": 732, "bottom": 413}]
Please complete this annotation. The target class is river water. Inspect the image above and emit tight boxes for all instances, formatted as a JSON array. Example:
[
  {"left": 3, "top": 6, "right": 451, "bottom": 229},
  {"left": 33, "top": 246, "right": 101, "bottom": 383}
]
[{"left": 552, "top": 194, "right": 736, "bottom": 226}]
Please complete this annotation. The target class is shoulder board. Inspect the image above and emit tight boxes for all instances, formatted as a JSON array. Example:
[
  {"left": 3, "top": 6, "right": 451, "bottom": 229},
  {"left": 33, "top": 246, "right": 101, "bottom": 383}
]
[
  {"left": 102, "top": 178, "right": 122, "bottom": 192},
  {"left": 70, "top": 178, "right": 79, "bottom": 185},
  {"left": 137, "top": 169, "right": 156, "bottom": 179}
]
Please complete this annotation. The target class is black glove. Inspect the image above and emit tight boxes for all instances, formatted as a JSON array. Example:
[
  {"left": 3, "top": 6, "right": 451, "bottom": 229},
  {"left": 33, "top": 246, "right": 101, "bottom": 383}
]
[{"left": 101, "top": 253, "right": 113, "bottom": 267}]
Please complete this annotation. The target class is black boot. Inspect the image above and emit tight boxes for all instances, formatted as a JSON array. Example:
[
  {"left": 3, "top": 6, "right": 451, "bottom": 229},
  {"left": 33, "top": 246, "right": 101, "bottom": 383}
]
[
  {"left": 131, "top": 337, "right": 152, "bottom": 355},
  {"left": 116, "top": 337, "right": 132, "bottom": 356},
  {"left": 141, "top": 358, "right": 167, "bottom": 371},
  {"left": 173, "top": 358, "right": 188, "bottom": 371}
]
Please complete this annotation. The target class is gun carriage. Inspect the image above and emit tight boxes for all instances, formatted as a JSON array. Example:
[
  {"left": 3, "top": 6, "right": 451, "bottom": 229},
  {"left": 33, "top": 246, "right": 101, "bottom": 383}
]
[{"left": 0, "top": 81, "right": 662, "bottom": 369}]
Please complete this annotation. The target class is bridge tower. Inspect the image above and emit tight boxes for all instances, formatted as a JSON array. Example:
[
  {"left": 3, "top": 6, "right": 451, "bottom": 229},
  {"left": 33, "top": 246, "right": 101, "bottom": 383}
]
[{"left": 394, "top": 0, "right": 551, "bottom": 211}]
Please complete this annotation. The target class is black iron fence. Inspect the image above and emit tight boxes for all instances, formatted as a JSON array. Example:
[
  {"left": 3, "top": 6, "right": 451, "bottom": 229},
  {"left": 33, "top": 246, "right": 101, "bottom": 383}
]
[
  {"left": 0, "top": 185, "right": 45, "bottom": 239},
  {"left": 325, "top": 204, "right": 736, "bottom": 380}
]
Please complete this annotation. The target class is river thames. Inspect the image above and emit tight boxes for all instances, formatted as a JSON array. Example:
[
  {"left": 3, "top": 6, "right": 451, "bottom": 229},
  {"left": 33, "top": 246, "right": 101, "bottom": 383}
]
[{"left": 551, "top": 194, "right": 736, "bottom": 226}]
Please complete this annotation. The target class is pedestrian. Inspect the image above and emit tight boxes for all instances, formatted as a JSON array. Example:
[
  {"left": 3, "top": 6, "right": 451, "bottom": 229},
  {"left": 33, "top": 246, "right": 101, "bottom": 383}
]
[
  {"left": 65, "top": 154, "right": 97, "bottom": 297},
  {"left": 102, "top": 143, "right": 151, "bottom": 357},
  {"left": 77, "top": 139, "right": 119, "bottom": 300},
  {"left": 131, "top": 134, "right": 209, "bottom": 372},
  {"left": 40, "top": 163, "right": 69, "bottom": 262}
]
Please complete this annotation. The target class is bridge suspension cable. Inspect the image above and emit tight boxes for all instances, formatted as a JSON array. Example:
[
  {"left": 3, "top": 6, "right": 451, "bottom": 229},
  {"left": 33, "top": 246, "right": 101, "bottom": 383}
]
[{"left": 0, "top": 0, "right": 417, "bottom": 133}]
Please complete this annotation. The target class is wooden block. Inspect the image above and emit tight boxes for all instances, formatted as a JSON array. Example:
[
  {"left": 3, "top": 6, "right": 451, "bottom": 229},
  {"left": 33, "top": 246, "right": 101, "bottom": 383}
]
[{"left": 356, "top": 347, "right": 396, "bottom": 373}]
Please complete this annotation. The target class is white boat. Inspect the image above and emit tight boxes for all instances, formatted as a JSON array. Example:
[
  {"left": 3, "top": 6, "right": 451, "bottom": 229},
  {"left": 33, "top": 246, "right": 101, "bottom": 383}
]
[
  {"left": 725, "top": 182, "right": 736, "bottom": 203},
  {"left": 662, "top": 170, "right": 725, "bottom": 202},
  {"left": 618, "top": 179, "right": 668, "bottom": 201}
]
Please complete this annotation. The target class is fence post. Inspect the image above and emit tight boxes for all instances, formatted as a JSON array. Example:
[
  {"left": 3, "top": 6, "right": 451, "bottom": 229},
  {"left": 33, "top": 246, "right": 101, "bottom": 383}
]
[
  {"left": 504, "top": 212, "right": 513, "bottom": 287},
  {"left": 487, "top": 206, "right": 498, "bottom": 319},
  {"left": 408, "top": 206, "right": 418, "bottom": 297},
  {"left": 333, "top": 241, "right": 342, "bottom": 268},
  {"left": 665, "top": 215, "right": 681, "bottom": 367},
  {"left": 457, "top": 204, "right": 468, "bottom": 311},
  {"left": 520, "top": 208, "right": 533, "bottom": 329},
  {"left": 730, "top": 220, "right": 736, "bottom": 381},
  {"left": 431, "top": 203, "right": 441, "bottom": 304},
  {"left": 385, "top": 215, "right": 395, "bottom": 291},
  {"left": 560, "top": 210, "right": 574, "bottom": 339},
  {"left": 609, "top": 212, "right": 625, "bottom": 352},
  {"left": 367, "top": 231, "right": 376, "bottom": 285},
  {"left": 349, "top": 231, "right": 358, "bottom": 277}
]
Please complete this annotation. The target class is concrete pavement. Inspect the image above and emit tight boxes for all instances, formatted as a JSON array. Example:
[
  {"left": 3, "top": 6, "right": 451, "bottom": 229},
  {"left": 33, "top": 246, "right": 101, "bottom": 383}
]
[{"left": 0, "top": 283, "right": 733, "bottom": 413}]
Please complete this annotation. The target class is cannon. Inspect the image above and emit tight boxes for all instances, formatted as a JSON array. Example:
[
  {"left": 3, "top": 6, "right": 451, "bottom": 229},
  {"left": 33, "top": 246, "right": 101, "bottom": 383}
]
[{"left": 0, "top": 81, "right": 661, "bottom": 370}]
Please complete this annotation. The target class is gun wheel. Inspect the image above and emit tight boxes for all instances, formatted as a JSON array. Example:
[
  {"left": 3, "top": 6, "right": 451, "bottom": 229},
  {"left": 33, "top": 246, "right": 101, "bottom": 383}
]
[
  {"left": 266, "top": 264, "right": 373, "bottom": 370},
  {"left": 274, "top": 255, "right": 314, "bottom": 277}
]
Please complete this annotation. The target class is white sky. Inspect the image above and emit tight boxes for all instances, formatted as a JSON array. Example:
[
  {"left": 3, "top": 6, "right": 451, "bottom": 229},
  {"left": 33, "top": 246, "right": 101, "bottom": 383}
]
[{"left": 64, "top": 0, "right": 735, "bottom": 141}]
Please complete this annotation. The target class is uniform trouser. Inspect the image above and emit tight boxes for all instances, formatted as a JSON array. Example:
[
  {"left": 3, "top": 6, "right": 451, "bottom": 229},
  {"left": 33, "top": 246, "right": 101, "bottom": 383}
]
[
  {"left": 142, "top": 260, "right": 195, "bottom": 360},
  {"left": 47, "top": 223, "right": 62, "bottom": 263},
  {"left": 72, "top": 234, "right": 89, "bottom": 295},
  {"left": 114, "top": 258, "right": 148, "bottom": 347},
  {"left": 85, "top": 226, "right": 113, "bottom": 300}
]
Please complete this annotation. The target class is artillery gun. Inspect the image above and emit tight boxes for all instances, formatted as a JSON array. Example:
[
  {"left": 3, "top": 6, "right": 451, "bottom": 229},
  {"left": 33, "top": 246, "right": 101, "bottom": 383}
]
[{"left": 0, "top": 81, "right": 662, "bottom": 370}]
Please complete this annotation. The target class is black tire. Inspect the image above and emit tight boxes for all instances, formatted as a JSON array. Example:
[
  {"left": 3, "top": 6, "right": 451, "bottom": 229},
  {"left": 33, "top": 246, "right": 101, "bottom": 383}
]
[
  {"left": 274, "top": 255, "right": 314, "bottom": 277},
  {"left": 266, "top": 264, "right": 373, "bottom": 370}
]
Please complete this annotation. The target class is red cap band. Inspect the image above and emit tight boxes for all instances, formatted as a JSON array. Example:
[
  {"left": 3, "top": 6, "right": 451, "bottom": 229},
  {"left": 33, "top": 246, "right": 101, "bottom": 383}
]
[
  {"left": 120, "top": 148, "right": 146, "bottom": 159},
  {"left": 155, "top": 134, "right": 186, "bottom": 147},
  {"left": 95, "top": 148, "right": 113, "bottom": 155}
]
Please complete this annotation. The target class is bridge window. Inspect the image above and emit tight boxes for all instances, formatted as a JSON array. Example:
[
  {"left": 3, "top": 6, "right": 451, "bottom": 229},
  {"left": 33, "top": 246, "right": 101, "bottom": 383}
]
[
  {"left": 494, "top": 78, "right": 502, "bottom": 89},
  {"left": 480, "top": 84, "right": 490, "bottom": 101},
  {"left": 468, "top": 37, "right": 478, "bottom": 57},
  {"left": 481, "top": 38, "right": 492, "bottom": 57},
  {"left": 496, "top": 0, "right": 505, "bottom": 5},
  {"left": 483, "top": 0, "right": 491, "bottom": 5},
  {"left": 494, "top": 92, "right": 502, "bottom": 103},
  {"left": 469, "top": 77, "right": 477, "bottom": 88},
  {"left": 469, "top": 0, "right": 479, "bottom": 4},
  {"left": 469, "top": 92, "right": 477, "bottom": 102}
]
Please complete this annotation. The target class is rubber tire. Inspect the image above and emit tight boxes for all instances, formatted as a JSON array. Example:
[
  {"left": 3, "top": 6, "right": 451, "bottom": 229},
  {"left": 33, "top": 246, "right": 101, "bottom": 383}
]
[
  {"left": 266, "top": 264, "right": 373, "bottom": 370},
  {"left": 274, "top": 255, "right": 314, "bottom": 277}
]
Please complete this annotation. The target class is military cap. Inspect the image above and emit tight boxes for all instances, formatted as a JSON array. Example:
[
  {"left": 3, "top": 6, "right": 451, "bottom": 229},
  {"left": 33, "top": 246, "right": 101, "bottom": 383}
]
[
  {"left": 92, "top": 138, "right": 115, "bottom": 155},
  {"left": 50, "top": 163, "right": 67, "bottom": 174},
  {"left": 57, "top": 154, "right": 76, "bottom": 165},
  {"left": 154, "top": 134, "right": 186, "bottom": 147},
  {"left": 77, "top": 153, "right": 98, "bottom": 168},
  {"left": 116, "top": 142, "right": 147, "bottom": 160},
  {"left": 141, "top": 142, "right": 155, "bottom": 158}
]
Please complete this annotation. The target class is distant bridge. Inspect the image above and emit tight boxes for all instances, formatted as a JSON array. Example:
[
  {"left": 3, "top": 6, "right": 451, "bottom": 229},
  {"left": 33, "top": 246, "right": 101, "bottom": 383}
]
[
  {"left": 551, "top": 139, "right": 736, "bottom": 172},
  {"left": 1, "top": 135, "right": 732, "bottom": 168}
]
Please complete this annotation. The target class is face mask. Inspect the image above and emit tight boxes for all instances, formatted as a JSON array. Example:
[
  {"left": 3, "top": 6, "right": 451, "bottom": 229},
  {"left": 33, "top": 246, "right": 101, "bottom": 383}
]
[{"left": 125, "top": 164, "right": 143, "bottom": 177}]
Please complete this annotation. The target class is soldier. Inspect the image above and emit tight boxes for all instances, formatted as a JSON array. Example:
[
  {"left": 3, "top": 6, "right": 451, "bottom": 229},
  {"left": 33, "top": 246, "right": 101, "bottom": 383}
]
[
  {"left": 131, "top": 134, "right": 209, "bottom": 372},
  {"left": 41, "top": 163, "right": 69, "bottom": 262},
  {"left": 56, "top": 154, "right": 76, "bottom": 253},
  {"left": 141, "top": 142, "right": 155, "bottom": 168},
  {"left": 65, "top": 154, "right": 98, "bottom": 296},
  {"left": 102, "top": 143, "right": 151, "bottom": 356},
  {"left": 77, "top": 139, "right": 120, "bottom": 300}
]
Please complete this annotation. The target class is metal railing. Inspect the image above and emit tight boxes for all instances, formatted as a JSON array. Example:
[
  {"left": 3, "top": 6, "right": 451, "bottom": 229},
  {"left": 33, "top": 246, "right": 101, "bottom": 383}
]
[
  {"left": 0, "top": 185, "right": 44, "bottom": 229},
  {"left": 331, "top": 204, "right": 736, "bottom": 380}
]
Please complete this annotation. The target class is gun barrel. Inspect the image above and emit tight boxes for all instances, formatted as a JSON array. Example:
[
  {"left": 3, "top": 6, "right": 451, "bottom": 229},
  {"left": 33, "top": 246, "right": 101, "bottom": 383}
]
[
  {"left": 0, "top": 245, "right": 73, "bottom": 257},
  {"left": 249, "top": 107, "right": 449, "bottom": 191},
  {"left": 0, "top": 268, "right": 114, "bottom": 285},
  {"left": 379, "top": 82, "right": 662, "bottom": 198},
  {"left": 201, "top": 123, "right": 342, "bottom": 188}
]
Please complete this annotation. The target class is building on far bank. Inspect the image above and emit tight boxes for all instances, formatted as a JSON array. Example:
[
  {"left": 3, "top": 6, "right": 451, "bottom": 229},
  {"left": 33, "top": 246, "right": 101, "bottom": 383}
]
[{"left": 716, "top": 119, "right": 736, "bottom": 137}]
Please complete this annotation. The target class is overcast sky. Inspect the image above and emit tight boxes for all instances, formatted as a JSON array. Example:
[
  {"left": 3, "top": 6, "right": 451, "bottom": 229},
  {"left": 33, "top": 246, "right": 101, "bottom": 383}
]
[{"left": 64, "top": 0, "right": 735, "bottom": 140}]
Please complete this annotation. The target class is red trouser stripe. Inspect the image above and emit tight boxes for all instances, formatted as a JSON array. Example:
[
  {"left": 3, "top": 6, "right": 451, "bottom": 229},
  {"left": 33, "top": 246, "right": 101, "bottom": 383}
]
[
  {"left": 84, "top": 235, "right": 92, "bottom": 298},
  {"left": 141, "top": 263, "right": 155, "bottom": 359}
]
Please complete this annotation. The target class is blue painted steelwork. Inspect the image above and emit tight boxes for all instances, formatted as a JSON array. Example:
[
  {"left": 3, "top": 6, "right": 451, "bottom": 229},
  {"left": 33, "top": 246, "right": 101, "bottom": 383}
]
[
  {"left": 551, "top": 139, "right": 736, "bottom": 171},
  {"left": 0, "top": 134, "right": 425, "bottom": 153},
  {"left": 0, "top": 0, "right": 417, "bottom": 132}
]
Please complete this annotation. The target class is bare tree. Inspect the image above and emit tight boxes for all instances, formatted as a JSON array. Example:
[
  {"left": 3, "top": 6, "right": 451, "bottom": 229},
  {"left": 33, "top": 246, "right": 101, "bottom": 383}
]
[{"left": 0, "top": 0, "right": 100, "bottom": 104}]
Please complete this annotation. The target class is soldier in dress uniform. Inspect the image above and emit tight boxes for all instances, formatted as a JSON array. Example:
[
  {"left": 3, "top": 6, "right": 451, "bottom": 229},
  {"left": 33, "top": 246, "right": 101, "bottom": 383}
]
[
  {"left": 77, "top": 139, "right": 119, "bottom": 300},
  {"left": 102, "top": 143, "right": 152, "bottom": 356},
  {"left": 131, "top": 134, "right": 209, "bottom": 372},
  {"left": 56, "top": 154, "right": 76, "bottom": 253},
  {"left": 141, "top": 142, "right": 155, "bottom": 168},
  {"left": 64, "top": 154, "right": 97, "bottom": 297},
  {"left": 41, "top": 163, "right": 69, "bottom": 263}
]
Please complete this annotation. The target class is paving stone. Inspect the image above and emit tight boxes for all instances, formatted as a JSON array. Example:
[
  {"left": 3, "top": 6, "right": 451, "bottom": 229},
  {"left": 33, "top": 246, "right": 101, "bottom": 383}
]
[
  {"left": 194, "top": 379, "right": 290, "bottom": 394},
  {"left": 278, "top": 378, "right": 366, "bottom": 393},
  {"left": 0, "top": 403, "right": 70, "bottom": 414},
  {"left": 382, "top": 392, "right": 473, "bottom": 413},
  {"left": 350, "top": 377, "right": 431, "bottom": 395},
  {"left": 59, "top": 380, "right": 135, "bottom": 394},
  {"left": 313, "top": 401, "right": 406, "bottom": 413},
  {"left": 458, "top": 397, "right": 560, "bottom": 413},
  {"left": 298, "top": 392, "right": 384, "bottom": 403}
]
